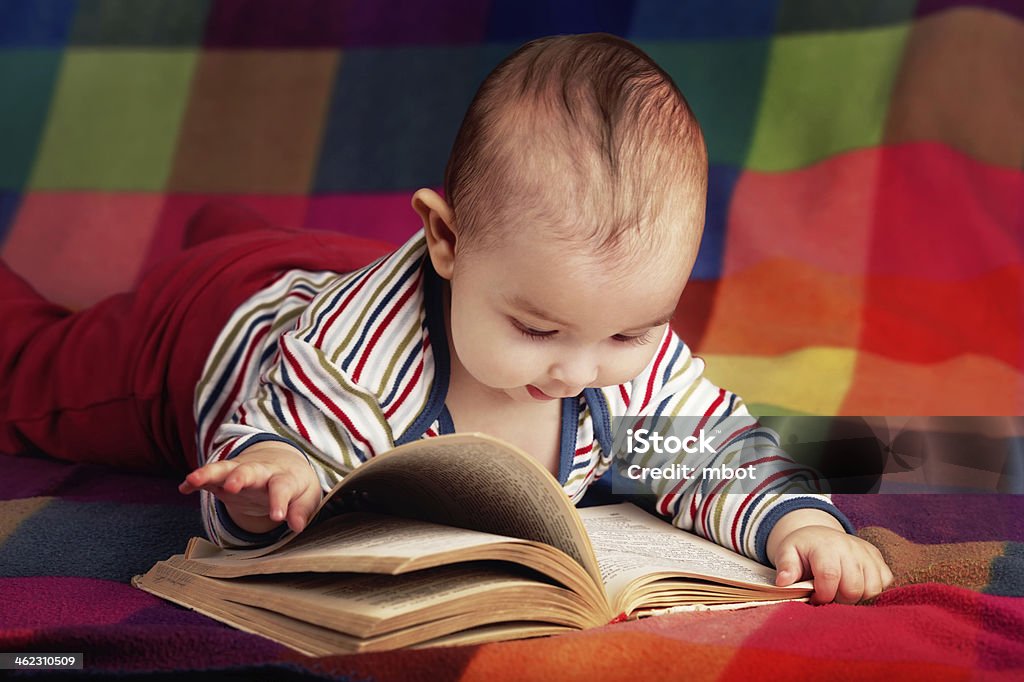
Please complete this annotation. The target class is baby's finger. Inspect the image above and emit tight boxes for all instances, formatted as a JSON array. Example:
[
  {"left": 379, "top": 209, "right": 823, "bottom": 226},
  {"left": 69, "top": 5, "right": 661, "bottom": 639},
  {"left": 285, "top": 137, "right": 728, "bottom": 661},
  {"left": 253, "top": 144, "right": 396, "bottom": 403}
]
[
  {"left": 179, "top": 460, "right": 239, "bottom": 493},
  {"left": 861, "top": 562, "right": 884, "bottom": 602},
  {"left": 853, "top": 541, "right": 892, "bottom": 600},
  {"left": 881, "top": 558, "right": 895, "bottom": 590},
  {"left": 222, "top": 461, "right": 271, "bottom": 494},
  {"left": 285, "top": 491, "right": 320, "bottom": 534},
  {"left": 834, "top": 555, "right": 865, "bottom": 605},
  {"left": 266, "top": 472, "right": 301, "bottom": 524},
  {"left": 773, "top": 545, "right": 804, "bottom": 587},
  {"left": 808, "top": 551, "right": 842, "bottom": 605}
]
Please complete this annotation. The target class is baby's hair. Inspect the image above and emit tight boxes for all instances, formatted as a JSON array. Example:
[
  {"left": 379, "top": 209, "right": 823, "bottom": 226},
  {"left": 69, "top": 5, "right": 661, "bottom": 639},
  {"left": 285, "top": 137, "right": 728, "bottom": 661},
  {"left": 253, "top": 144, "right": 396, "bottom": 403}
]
[{"left": 444, "top": 33, "right": 707, "bottom": 258}]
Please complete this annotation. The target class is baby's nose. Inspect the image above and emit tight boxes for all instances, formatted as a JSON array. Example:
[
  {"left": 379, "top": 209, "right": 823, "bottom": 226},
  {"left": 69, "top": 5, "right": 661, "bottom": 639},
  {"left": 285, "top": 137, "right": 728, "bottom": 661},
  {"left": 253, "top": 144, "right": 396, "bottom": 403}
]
[{"left": 550, "top": 356, "right": 599, "bottom": 391}]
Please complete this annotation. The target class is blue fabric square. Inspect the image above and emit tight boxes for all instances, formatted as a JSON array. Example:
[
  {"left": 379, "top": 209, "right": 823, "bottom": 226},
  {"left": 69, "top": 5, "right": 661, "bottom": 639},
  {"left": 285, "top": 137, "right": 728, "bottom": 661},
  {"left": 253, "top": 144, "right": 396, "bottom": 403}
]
[
  {"left": 0, "top": 0, "right": 77, "bottom": 46},
  {"left": 631, "top": 0, "right": 779, "bottom": 39},
  {"left": 639, "top": 38, "right": 771, "bottom": 168},
  {"left": 0, "top": 499, "right": 202, "bottom": 582},
  {"left": 692, "top": 164, "right": 739, "bottom": 281},
  {"left": 314, "top": 45, "right": 507, "bottom": 192},
  {"left": 0, "top": 49, "right": 64, "bottom": 188},
  {"left": 988, "top": 541, "right": 1024, "bottom": 597},
  {"left": 0, "top": 192, "right": 21, "bottom": 245}
]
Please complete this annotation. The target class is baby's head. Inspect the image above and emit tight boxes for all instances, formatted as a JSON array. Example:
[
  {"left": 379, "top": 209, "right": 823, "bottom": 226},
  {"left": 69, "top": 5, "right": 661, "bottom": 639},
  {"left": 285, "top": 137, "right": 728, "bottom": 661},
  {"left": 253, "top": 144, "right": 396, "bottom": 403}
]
[{"left": 414, "top": 33, "right": 709, "bottom": 402}]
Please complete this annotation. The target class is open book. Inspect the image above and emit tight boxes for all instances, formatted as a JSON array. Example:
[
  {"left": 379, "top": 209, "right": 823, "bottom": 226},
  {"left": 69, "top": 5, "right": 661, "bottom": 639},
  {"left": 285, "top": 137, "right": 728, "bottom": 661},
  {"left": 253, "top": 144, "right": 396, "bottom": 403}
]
[{"left": 133, "top": 433, "right": 812, "bottom": 655}]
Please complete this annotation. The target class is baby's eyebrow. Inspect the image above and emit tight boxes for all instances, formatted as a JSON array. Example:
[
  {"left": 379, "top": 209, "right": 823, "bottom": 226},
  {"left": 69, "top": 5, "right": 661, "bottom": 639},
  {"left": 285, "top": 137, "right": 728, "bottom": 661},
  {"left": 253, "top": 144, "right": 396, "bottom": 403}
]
[{"left": 505, "top": 295, "right": 572, "bottom": 327}]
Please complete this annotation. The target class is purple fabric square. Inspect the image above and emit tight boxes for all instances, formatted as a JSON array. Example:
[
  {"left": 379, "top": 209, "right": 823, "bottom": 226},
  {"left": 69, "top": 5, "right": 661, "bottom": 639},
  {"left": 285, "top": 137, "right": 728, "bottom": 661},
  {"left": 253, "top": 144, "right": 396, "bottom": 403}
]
[
  {"left": 205, "top": 0, "right": 489, "bottom": 47},
  {"left": 916, "top": 0, "right": 1024, "bottom": 20},
  {"left": 834, "top": 493, "right": 1024, "bottom": 544}
]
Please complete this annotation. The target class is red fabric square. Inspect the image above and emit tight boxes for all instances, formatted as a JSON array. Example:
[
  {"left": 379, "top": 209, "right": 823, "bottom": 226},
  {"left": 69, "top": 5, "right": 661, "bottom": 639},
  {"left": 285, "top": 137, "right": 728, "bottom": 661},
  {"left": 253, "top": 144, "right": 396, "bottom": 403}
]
[
  {"left": 305, "top": 192, "right": 429, "bottom": 246},
  {"left": 141, "top": 194, "right": 308, "bottom": 277},
  {"left": 2, "top": 192, "right": 162, "bottom": 309}
]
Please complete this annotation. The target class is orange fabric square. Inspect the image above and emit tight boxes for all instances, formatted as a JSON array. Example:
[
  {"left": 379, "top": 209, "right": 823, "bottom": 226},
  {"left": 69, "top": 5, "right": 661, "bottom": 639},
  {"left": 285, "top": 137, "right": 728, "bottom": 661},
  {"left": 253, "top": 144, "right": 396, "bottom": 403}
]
[
  {"left": 842, "top": 351, "right": 1023, "bottom": 415},
  {"left": 884, "top": 7, "right": 1024, "bottom": 168},
  {"left": 701, "top": 259, "right": 863, "bottom": 356},
  {"left": 168, "top": 50, "right": 339, "bottom": 193}
]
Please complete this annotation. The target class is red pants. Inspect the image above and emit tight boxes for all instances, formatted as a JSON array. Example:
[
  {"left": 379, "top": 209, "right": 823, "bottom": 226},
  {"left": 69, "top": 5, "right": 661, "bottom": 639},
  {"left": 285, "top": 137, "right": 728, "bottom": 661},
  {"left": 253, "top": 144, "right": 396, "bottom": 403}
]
[{"left": 0, "top": 204, "right": 392, "bottom": 475}]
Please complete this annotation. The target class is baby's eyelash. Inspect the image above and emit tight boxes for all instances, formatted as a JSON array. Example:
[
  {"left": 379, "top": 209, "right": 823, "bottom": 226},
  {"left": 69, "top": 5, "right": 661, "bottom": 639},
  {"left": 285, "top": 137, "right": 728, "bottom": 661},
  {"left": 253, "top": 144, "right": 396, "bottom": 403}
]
[
  {"left": 512, "top": 318, "right": 652, "bottom": 346},
  {"left": 613, "top": 332, "right": 652, "bottom": 346},
  {"left": 513, "top": 320, "right": 557, "bottom": 341}
]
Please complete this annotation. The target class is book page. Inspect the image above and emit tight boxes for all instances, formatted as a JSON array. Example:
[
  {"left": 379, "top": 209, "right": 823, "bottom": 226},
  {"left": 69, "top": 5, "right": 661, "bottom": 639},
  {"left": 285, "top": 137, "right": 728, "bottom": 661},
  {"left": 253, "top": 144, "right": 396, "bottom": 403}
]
[
  {"left": 189, "top": 513, "right": 516, "bottom": 568},
  {"left": 315, "top": 434, "right": 604, "bottom": 589},
  {"left": 578, "top": 504, "right": 812, "bottom": 609},
  {"left": 634, "top": 598, "right": 809, "bottom": 617},
  {"left": 200, "top": 434, "right": 604, "bottom": 579},
  {"left": 133, "top": 563, "right": 571, "bottom": 655},
  {"left": 137, "top": 556, "right": 595, "bottom": 640},
  {"left": 184, "top": 512, "right": 585, "bottom": 591}
]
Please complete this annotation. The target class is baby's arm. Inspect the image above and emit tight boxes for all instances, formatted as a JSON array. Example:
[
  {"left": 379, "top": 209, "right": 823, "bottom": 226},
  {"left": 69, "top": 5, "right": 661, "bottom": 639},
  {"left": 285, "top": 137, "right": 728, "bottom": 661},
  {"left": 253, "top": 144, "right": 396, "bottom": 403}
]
[
  {"left": 766, "top": 508, "right": 893, "bottom": 604},
  {"left": 608, "top": 327, "right": 892, "bottom": 603},
  {"left": 179, "top": 441, "right": 322, "bottom": 535}
]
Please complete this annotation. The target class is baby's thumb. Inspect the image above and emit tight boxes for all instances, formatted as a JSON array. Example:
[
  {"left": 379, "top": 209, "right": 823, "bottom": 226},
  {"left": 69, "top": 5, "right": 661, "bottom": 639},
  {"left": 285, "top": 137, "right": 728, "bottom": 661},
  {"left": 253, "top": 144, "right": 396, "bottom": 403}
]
[
  {"left": 774, "top": 547, "right": 802, "bottom": 587},
  {"left": 286, "top": 492, "right": 321, "bottom": 534}
]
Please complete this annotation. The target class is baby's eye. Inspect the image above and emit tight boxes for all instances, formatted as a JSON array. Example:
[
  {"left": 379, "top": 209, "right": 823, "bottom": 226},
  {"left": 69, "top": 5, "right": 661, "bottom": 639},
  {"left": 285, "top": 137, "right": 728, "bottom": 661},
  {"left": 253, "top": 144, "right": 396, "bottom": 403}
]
[
  {"left": 512, "top": 319, "right": 557, "bottom": 340},
  {"left": 612, "top": 332, "right": 652, "bottom": 346}
]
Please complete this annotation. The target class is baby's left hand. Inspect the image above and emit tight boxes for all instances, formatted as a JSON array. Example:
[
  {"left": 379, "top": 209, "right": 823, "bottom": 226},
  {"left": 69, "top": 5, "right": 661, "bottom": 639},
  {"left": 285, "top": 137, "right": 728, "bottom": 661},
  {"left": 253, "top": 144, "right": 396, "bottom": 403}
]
[{"left": 769, "top": 512, "right": 894, "bottom": 605}]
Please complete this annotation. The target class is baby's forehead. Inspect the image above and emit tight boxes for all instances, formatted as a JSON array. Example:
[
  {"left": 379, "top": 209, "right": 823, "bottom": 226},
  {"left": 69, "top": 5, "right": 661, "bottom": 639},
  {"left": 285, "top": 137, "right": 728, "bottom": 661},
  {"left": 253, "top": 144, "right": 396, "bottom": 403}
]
[
  {"left": 493, "top": 217, "right": 696, "bottom": 283},
  {"left": 494, "top": 185, "right": 700, "bottom": 252},
  {"left": 486, "top": 235, "right": 689, "bottom": 331}
]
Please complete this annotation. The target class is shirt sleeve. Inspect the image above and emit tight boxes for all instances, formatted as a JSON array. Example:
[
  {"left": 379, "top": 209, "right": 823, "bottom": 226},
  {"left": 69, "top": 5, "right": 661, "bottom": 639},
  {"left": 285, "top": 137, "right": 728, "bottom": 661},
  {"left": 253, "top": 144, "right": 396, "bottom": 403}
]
[
  {"left": 605, "top": 326, "right": 856, "bottom": 565},
  {"left": 199, "top": 330, "right": 396, "bottom": 548}
]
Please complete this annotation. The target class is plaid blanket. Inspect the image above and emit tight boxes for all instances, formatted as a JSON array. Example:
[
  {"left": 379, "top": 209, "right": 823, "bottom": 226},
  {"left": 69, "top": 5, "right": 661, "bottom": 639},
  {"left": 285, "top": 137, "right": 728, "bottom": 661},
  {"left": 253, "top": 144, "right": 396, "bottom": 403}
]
[
  {"left": 1, "top": 1, "right": 1022, "bottom": 679},
  {"left": 2, "top": 452, "right": 1023, "bottom": 679}
]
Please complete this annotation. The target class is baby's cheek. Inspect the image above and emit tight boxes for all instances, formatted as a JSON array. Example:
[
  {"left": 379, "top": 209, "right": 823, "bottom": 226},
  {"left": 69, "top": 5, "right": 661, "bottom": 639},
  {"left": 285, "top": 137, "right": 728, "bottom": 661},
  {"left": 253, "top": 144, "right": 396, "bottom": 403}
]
[
  {"left": 600, "top": 348, "right": 659, "bottom": 387},
  {"left": 456, "top": 331, "right": 538, "bottom": 386},
  {"left": 488, "top": 345, "right": 545, "bottom": 385}
]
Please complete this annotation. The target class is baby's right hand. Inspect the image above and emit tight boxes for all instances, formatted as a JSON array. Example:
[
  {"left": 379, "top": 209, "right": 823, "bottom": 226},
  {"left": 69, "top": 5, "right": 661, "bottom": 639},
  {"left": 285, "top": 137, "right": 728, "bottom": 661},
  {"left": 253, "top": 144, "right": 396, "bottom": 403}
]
[{"left": 178, "top": 442, "right": 323, "bottom": 535}]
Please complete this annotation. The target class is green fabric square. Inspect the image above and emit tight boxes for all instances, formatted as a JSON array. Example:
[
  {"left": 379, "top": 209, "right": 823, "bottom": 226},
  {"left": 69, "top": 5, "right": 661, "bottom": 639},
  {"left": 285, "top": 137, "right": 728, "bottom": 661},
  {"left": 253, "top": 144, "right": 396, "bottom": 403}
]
[
  {"left": 775, "top": 0, "right": 916, "bottom": 33},
  {"left": 29, "top": 49, "right": 196, "bottom": 191},
  {"left": 0, "top": 50, "right": 63, "bottom": 188},
  {"left": 639, "top": 39, "right": 772, "bottom": 167},
  {"left": 747, "top": 26, "right": 908, "bottom": 172},
  {"left": 70, "top": 0, "right": 210, "bottom": 46}
]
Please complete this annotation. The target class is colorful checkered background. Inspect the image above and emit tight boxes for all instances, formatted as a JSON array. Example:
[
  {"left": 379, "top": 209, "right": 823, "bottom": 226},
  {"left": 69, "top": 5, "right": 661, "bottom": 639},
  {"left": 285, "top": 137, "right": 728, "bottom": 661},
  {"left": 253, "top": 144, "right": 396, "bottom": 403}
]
[
  {"left": 2, "top": 4, "right": 1024, "bottom": 677},
  {"left": 1, "top": 0, "right": 1022, "bottom": 418}
]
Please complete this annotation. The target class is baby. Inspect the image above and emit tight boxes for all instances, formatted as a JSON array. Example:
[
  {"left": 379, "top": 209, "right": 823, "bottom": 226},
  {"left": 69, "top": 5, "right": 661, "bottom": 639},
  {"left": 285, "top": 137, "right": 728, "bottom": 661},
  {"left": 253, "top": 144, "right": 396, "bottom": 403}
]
[{"left": 2, "top": 34, "right": 891, "bottom": 605}]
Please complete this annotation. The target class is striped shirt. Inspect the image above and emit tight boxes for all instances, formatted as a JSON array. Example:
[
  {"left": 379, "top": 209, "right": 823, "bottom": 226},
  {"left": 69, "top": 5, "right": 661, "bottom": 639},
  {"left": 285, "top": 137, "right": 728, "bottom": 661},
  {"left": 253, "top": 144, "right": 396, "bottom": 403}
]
[{"left": 194, "top": 229, "right": 854, "bottom": 560}]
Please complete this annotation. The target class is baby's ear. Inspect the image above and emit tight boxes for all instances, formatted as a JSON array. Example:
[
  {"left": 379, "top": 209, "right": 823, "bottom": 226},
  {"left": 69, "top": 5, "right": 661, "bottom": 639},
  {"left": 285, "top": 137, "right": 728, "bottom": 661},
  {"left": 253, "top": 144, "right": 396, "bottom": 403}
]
[{"left": 412, "top": 188, "right": 457, "bottom": 280}]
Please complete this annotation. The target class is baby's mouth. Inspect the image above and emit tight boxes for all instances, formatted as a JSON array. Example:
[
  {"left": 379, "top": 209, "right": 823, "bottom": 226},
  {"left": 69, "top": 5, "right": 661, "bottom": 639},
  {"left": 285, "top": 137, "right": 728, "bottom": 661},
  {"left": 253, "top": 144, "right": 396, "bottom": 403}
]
[{"left": 526, "top": 385, "right": 558, "bottom": 401}]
